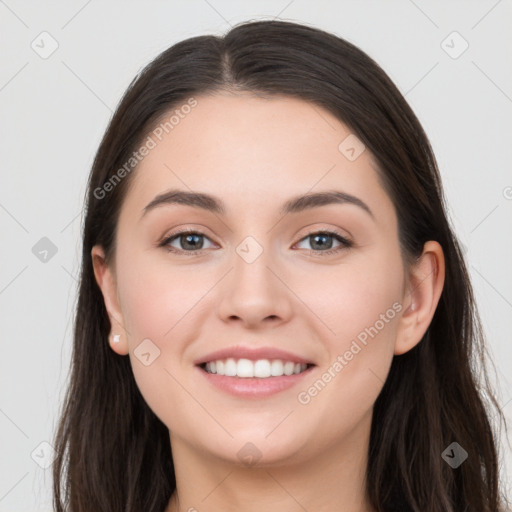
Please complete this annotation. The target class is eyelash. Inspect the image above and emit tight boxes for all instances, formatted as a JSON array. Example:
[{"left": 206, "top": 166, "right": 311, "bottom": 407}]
[{"left": 159, "top": 228, "right": 353, "bottom": 257}]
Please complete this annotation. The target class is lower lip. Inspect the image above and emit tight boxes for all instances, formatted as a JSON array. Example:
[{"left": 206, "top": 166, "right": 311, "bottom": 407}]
[{"left": 197, "top": 365, "right": 315, "bottom": 398}]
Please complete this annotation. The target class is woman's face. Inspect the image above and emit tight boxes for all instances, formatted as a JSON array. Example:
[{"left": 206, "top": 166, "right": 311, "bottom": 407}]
[{"left": 95, "top": 92, "right": 412, "bottom": 466}]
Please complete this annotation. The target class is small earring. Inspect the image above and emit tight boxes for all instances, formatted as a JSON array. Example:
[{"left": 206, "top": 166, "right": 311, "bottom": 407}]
[{"left": 112, "top": 334, "right": 121, "bottom": 344}]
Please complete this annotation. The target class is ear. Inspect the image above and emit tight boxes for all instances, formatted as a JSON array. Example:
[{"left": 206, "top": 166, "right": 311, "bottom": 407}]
[
  {"left": 394, "top": 240, "right": 445, "bottom": 355},
  {"left": 91, "top": 245, "right": 130, "bottom": 355}
]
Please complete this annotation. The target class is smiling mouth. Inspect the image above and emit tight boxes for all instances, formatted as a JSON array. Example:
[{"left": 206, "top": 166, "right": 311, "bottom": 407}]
[{"left": 199, "top": 358, "right": 315, "bottom": 378}]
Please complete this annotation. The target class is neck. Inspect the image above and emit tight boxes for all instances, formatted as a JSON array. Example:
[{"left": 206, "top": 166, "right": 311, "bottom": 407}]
[{"left": 164, "top": 411, "right": 375, "bottom": 512}]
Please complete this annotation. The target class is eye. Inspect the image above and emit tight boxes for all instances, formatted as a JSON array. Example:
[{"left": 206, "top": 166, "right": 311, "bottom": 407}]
[
  {"left": 294, "top": 230, "right": 352, "bottom": 256},
  {"left": 159, "top": 228, "right": 353, "bottom": 257},
  {"left": 160, "top": 229, "right": 216, "bottom": 255}
]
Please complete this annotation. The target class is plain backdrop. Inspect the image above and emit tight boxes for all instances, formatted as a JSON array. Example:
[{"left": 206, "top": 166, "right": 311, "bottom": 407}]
[{"left": 1, "top": 1, "right": 511, "bottom": 510}]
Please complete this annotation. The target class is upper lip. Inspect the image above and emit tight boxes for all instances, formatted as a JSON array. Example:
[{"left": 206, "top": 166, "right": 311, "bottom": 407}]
[{"left": 194, "top": 346, "right": 316, "bottom": 366}]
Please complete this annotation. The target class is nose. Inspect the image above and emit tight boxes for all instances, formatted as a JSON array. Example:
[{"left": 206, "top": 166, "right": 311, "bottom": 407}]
[{"left": 216, "top": 239, "right": 294, "bottom": 329}]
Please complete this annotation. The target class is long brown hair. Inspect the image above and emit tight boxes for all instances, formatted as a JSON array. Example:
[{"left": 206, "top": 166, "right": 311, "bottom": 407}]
[{"left": 52, "top": 19, "right": 509, "bottom": 511}]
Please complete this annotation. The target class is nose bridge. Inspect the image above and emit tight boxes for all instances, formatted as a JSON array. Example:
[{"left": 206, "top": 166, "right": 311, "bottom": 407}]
[
  {"left": 216, "top": 232, "right": 292, "bottom": 326},
  {"left": 232, "top": 233, "right": 276, "bottom": 294},
  {"left": 235, "top": 234, "right": 268, "bottom": 268}
]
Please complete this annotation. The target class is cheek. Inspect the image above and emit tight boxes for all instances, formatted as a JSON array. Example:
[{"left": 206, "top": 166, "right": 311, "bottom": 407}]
[
  {"left": 114, "top": 251, "right": 208, "bottom": 428},
  {"left": 295, "top": 250, "right": 403, "bottom": 418},
  {"left": 116, "top": 248, "right": 208, "bottom": 343},
  {"left": 297, "top": 250, "right": 403, "bottom": 348}
]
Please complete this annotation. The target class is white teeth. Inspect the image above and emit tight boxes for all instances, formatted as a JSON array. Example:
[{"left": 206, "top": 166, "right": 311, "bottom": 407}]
[
  {"left": 270, "top": 360, "right": 283, "bottom": 376},
  {"left": 203, "top": 358, "right": 310, "bottom": 378},
  {"left": 237, "top": 358, "right": 254, "bottom": 377},
  {"left": 224, "top": 358, "right": 237, "bottom": 377},
  {"left": 284, "top": 361, "right": 295, "bottom": 376},
  {"left": 254, "top": 359, "right": 271, "bottom": 378}
]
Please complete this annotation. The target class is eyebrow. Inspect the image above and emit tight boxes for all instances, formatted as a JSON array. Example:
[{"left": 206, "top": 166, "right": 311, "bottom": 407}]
[{"left": 142, "top": 188, "right": 374, "bottom": 219}]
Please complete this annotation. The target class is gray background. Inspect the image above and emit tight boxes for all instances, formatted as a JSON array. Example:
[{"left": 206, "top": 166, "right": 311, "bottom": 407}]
[{"left": 1, "top": 1, "right": 511, "bottom": 510}]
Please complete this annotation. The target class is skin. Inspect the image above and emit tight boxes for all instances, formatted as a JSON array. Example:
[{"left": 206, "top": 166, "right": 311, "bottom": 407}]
[{"left": 92, "top": 92, "right": 445, "bottom": 512}]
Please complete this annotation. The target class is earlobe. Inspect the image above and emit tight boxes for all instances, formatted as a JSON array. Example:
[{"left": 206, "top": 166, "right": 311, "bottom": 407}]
[
  {"left": 91, "top": 245, "right": 130, "bottom": 355},
  {"left": 394, "top": 241, "right": 445, "bottom": 356}
]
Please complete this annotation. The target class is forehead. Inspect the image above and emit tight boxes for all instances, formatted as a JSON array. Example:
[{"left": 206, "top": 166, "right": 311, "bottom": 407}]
[{"left": 120, "top": 92, "right": 393, "bottom": 221}]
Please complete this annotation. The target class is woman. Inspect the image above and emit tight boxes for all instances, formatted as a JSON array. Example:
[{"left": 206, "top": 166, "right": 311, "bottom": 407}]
[{"left": 52, "top": 19, "right": 509, "bottom": 512}]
